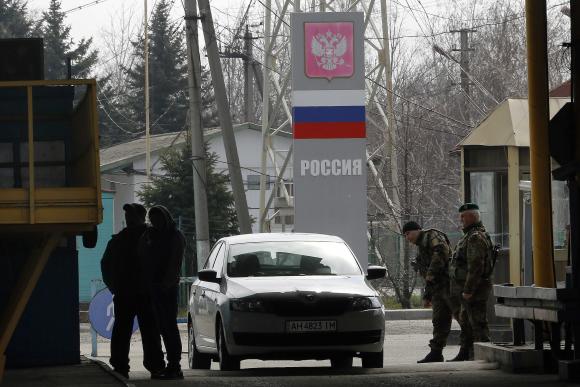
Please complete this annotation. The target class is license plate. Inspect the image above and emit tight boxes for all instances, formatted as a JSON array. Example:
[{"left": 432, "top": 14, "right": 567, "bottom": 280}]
[{"left": 286, "top": 320, "right": 337, "bottom": 333}]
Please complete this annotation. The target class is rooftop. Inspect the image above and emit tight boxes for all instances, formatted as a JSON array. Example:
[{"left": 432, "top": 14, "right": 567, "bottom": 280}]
[{"left": 100, "top": 122, "right": 289, "bottom": 171}]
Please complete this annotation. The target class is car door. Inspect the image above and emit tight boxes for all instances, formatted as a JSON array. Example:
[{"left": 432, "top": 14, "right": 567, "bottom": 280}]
[
  {"left": 204, "top": 243, "right": 227, "bottom": 349},
  {"left": 193, "top": 242, "right": 223, "bottom": 349}
]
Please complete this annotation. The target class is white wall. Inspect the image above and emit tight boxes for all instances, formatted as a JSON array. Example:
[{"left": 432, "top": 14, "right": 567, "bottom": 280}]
[{"left": 207, "top": 129, "right": 293, "bottom": 233}]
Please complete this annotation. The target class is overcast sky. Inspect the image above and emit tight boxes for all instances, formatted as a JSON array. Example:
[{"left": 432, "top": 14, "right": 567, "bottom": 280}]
[{"left": 27, "top": 0, "right": 247, "bottom": 49}]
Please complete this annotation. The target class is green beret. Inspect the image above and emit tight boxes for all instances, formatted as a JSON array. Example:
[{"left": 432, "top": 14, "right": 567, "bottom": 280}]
[{"left": 459, "top": 203, "right": 479, "bottom": 212}]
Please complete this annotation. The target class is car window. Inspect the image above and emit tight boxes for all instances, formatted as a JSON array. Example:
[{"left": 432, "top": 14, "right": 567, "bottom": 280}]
[
  {"left": 212, "top": 244, "right": 227, "bottom": 277},
  {"left": 204, "top": 242, "right": 222, "bottom": 270},
  {"left": 227, "top": 241, "right": 362, "bottom": 277}
]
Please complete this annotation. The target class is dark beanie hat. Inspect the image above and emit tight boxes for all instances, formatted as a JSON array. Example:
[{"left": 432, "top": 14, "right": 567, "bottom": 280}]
[
  {"left": 402, "top": 221, "right": 422, "bottom": 234},
  {"left": 123, "top": 203, "right": 147, "bottom": 221}
]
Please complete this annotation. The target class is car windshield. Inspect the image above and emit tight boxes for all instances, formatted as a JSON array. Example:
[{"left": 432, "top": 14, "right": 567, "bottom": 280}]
[{"left": 227, "top": 241, "right": 362, "bottom": 277}]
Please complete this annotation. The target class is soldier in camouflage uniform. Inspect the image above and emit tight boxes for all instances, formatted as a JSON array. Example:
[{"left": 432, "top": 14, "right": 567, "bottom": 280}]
[
  {"left": 403, "top": 221, "right": 457, "bottom": 363},
  {"left": 448, "top": 203, "right": 493, "bottom": 361}
]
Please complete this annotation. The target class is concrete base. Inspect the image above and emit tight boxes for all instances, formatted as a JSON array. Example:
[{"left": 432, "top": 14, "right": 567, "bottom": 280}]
[
  {"left": 559, "top": 359, "right": 580, "bottom": 382},
  {"left": 490, "top": 326, "right": 513, "bottom": 343},
  {"left": 474, "top": 342, "right": 544, "bottom": 373}
]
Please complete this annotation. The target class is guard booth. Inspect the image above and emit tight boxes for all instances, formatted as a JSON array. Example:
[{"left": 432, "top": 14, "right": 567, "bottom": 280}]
[
  {"left": 0, "top": 39, "right": 102, "bottom": 379},
  {"left": 457, "top": 97, "right": 569, "bottom": 339}
]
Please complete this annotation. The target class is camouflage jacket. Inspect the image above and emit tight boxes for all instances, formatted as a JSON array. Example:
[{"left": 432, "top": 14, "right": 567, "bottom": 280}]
[
  {"left": 414, "top": 229, "right": 451, "bottom": 300},
  {"left": 450, "top": 222, "right": 492, "bottom": 294}
]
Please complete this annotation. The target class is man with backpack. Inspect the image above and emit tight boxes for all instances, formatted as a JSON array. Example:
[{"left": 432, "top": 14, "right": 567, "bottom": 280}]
[
  {"left": 101, "top": 203, "right": 165, "bottom": 379},
  {"left": 404, "top": 221, "right": 458, "bottom": 363},
  {"left": 448, "top": 203, "right": 495, "bottom": 361}
]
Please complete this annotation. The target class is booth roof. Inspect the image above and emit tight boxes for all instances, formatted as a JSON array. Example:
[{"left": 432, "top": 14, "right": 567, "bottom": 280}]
[{"left": 459, "top": 97, "right": 569, "bottom": 148}]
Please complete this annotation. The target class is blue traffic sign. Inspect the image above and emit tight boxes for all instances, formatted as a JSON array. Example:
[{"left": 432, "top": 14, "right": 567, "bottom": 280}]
[{"left": 88, "top": 288, "right": 138, "bottom": 339}]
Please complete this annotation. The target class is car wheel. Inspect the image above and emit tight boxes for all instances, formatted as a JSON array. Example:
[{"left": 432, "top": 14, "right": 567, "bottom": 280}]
[
  {"left": 361, "top": 350, "right": 384, "bottom": 368},
  {"left": 330, "top": 356, "right": 353, "bottom": 369},
  {"left": 217, "top": 321, "right": 240, "bottom": 371},
  {"left": 188, "top": 323, "right": 211, "bottom": 369}
]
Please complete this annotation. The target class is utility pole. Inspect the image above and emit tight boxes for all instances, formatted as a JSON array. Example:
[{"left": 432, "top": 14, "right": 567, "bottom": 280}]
[
  {"left": 184, "top": 0, "right": 211, "bottom": 271},
  {"left": 144, "top": 0, "right": 151, "bottom": 179},
  {"left": 197, "top": 0, "right": 252, "bottom": 234},
  {"left": 219, "top": 28, "right": 258, "bottom": 123},
  {"left": 243, "top": 25, "right": 254, "bottom": 123},
  {"left": 450, "top": 29, "right": 476, "bottom": 96},
  {"left": 380, "top": 0, "right": 400, "bottom": 217},
  {"left": 259, "top": 0, "right": 272, "bottom": 232}
]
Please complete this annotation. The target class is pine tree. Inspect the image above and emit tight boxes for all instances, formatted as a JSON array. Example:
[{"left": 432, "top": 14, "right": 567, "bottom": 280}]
[
  {"left": 38, "top": 0, "right": 98, "bottom": 79},
  {"left": 98, "top": 75, "right": 143, "bottom": 147},
  {"left": 0, "top": 0, "right": 33, "bottom": 38},
  {"left": 125, "top": 0, "right": 188, "bottom": 134},
  {"left": 139, "top": 141, "right": 239, "bottom": 272}
]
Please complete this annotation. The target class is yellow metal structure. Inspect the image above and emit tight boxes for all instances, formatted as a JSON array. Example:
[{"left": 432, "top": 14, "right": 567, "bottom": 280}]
[
  {"left": 0, "top": 79, "right": 102, "bottom": 380},
  {"left": 524, "top": 1, "right": 556, "bottom": 287},
  {"left": 0, "top": 79, "right": 102, "bottom": 230}
]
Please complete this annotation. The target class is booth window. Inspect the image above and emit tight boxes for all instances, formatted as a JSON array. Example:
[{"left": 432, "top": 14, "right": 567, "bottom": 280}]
[{"left": 467, "top": 171, "right": 509, "bottom": 247}]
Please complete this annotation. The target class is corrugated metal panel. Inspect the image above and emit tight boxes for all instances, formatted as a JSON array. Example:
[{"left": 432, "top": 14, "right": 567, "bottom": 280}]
[{"left": 77, "top": 191, "right": 114, "bottom": 302}]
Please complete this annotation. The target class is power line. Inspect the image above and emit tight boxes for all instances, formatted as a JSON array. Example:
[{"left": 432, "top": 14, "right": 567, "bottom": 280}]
[
  {"left": 366, "top": 103, "right": 466, "bottom": 137},
  {"left": 366, "top": 76, "right": 474, "bottom": 128},
  {"left": 63, "top": 0, "right": 112, "bottom": 14},
  {"left": 255, "top": 0, "right": 290, "bottom": 28}
]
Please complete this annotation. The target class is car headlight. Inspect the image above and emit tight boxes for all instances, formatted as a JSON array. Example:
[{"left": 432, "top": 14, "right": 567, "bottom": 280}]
[
  {"left": 230, "top": 298, "right": 267, "bottom": 313},
  {"left": 351, "top": 296, "right": 382, "bottom": 311}
]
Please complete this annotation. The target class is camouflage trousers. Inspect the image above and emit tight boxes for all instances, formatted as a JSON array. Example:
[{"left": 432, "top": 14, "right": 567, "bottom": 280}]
[
  {"left": 429, "top": 289, "right": 453, "bottom": 351},
  {"left": 449, "top": 280, "right": 492, "bottom": 349}
]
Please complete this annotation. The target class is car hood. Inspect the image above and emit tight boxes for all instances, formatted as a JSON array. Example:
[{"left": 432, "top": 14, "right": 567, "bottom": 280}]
[{"left": 226, "top": 275, "right": 377, "bottom": 298}]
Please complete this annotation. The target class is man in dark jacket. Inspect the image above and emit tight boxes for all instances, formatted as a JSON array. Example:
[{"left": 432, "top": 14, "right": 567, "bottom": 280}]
[
  {"left": 139, "top": 205, "right": 185, "bottom": 380},
  {"left": 101, "top": 203, "right": 165, "bottom": 379}
]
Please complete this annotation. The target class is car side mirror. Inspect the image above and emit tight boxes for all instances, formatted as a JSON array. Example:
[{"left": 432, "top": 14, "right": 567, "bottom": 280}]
[
  {"left": 198, "top": 269, "right": 221, "bottom": 284},
  {"left": 366, "top": 266, "right": 387, "bottom": 280}
]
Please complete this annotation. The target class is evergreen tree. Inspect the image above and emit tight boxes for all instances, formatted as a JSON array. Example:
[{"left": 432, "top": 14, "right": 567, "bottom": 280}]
[
  {"left": 125, "top": 0, "right": 188, "bottom": 134},
  {"left": 98, "top": 75, "right": 142, "bottom": 147},
  {"left": 38, "top": 0, "right": 98, "bottom": 79},
  {"left": 0, "top": 0, "right": 33, "bottom": 38},
  {"left": 139, "top": 142, "right": 239, "bottom": 271}
]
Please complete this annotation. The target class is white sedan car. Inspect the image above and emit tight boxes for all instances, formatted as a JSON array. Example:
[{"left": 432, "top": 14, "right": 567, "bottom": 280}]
[{"left": 187, "top": 233, "right": 386, "bottom": 371}]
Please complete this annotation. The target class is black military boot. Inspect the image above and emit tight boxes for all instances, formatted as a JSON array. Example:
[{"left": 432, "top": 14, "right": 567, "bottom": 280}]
[
  {"left": 417, "top": 348, "right": 444, "bottom": 363},
  {"left": 447, "top": 346, "right": 471, "bottom": 362}
]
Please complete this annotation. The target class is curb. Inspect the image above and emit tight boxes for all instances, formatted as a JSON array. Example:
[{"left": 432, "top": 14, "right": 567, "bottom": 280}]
[
  {"left": 86, "top": 356, "right": 136, "bottom": 387},
  {"left": 385, "top": 309, "right": 432, "bottom": 320}
]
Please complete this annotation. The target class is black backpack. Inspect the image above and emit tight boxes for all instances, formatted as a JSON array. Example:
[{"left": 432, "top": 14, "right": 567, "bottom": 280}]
[{"left": 483, "top": 233, "right": 501, "bottom": 278}]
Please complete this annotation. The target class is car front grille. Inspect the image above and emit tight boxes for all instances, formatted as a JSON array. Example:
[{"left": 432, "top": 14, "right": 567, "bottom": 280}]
[
  {"left": 262, "top": 298, "right": 351, "bottom": 317},
  {"left": 233, "top": 330, "right": 382, "bottom": 347}
]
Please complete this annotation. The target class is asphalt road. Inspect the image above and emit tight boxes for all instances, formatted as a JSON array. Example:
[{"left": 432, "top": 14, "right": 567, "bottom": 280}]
[
  {"left": 80, "top": 320, "right": 463, "bottom": 372},
  {"left": 6, "top": 321, "right": 573, "bottom": 387},
  {"left": 79, "top": 321, "right": 575, "bottom": 386},
  {"left": 126, "top": 363, "right": 572, "bottom": 387}
]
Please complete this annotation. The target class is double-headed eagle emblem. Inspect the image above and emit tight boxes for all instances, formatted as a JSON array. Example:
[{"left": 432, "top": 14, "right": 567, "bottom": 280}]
[{"left": 311, "top": 31, "right": 348, "bottom": 71}]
